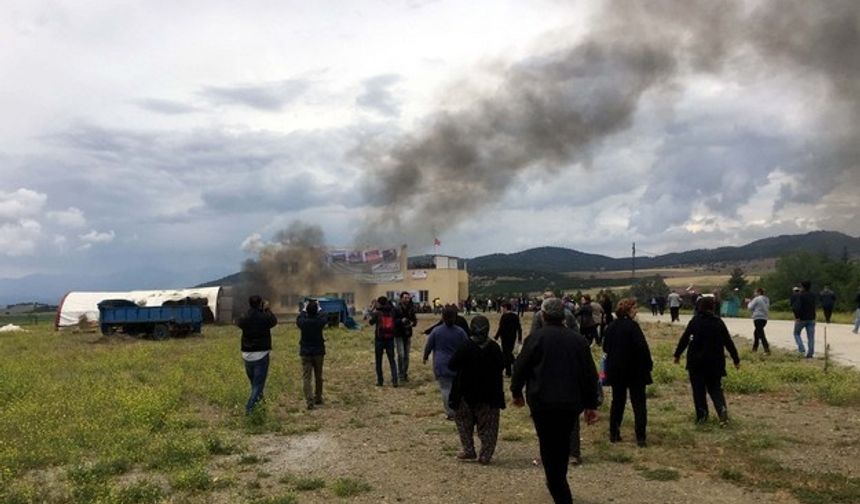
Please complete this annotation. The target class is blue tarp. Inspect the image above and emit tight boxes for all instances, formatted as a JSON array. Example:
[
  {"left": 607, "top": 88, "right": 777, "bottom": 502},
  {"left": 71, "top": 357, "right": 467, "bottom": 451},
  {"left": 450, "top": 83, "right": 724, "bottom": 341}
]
[{"left": 305, "top": 297, "right": 359, "bottom": 330}]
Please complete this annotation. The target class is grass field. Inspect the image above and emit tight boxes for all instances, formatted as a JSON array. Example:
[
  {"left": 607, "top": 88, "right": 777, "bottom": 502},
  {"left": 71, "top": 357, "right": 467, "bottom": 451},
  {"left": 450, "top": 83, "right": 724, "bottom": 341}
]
[{"left": 2, "top": 315, "right": 860, "bottom": 503}]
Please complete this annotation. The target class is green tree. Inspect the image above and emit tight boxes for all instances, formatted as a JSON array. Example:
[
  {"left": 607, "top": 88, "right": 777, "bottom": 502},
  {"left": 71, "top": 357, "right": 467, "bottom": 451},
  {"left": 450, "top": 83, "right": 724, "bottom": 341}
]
[
  {"left": 726, "top": 267, "right": 751, "bottom": 297},
  {"left": 628, "top": 276, "right": 670, "bottom": 305},
  {"left": 759, "top": 251, "right": 860, "bottom": 311}
]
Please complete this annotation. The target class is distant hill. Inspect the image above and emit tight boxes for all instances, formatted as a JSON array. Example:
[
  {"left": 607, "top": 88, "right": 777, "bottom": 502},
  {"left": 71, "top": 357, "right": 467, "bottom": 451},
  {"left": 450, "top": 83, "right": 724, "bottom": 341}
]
[
  {"left": 192, "top": 230, "right": 860, "bottom": 294},
  {"left": 468, "top": 231, "right": 860, "bottom": 273},
  {"left": 467, "top": 246, "right": 617, "bottom": 273}
]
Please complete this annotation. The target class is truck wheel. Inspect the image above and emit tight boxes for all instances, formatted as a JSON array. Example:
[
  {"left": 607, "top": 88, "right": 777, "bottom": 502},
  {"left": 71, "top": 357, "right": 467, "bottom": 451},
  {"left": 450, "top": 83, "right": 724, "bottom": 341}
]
[{"left": 152, "top": 324, "right": 170, "bottom": 341}]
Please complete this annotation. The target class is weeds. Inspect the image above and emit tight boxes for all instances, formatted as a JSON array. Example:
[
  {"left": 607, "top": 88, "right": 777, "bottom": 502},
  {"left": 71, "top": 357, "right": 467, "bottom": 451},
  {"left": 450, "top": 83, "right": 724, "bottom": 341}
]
[
  {"left": 251, "top": 495, "right": 298, "bottom": 504},
  {"left": 293, "top": 477, "right": 326, "bottom": 491},
  {"left": 332, "top": 477, "right": 372, "bottom": 497},
  {"left": 170, "top": 465, "right": 212, "bottom": 492},
  {"left": 638, "top": 467, "right": 681, "bottom": 481}
]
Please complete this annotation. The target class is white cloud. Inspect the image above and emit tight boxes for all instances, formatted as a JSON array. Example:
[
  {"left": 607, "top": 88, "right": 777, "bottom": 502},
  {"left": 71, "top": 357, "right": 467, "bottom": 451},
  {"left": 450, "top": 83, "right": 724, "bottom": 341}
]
[
  {"left": 79, "top": 229, "right": 115, "bottom": 244},
  {"left": 47, "top": 206, "right": 86, "bottom": 228},
  {"left": 241, "top": 233, "right": 264, "bottom": 254},
  {"left": 0, "top": 188, "right": 46, "bottom": 220},
  {"left": 0, "top": 219, "right": 41, "bottom": 256}
]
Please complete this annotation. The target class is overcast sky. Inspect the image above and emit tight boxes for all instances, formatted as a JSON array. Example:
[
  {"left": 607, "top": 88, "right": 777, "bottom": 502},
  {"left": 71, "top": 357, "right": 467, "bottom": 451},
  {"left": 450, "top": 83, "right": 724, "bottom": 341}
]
[{"left": 1, "top": 0, "right": 858, "bottom": 284}]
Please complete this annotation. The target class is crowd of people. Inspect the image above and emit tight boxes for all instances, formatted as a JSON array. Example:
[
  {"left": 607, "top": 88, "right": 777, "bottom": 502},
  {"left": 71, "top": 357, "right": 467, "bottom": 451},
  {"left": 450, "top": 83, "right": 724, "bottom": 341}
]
[
  {"left": 235, "top": 288, "right": 759, "bottom": 504},
  {"left": 232, "top": 280, "right": 860, "bottom": 503}
]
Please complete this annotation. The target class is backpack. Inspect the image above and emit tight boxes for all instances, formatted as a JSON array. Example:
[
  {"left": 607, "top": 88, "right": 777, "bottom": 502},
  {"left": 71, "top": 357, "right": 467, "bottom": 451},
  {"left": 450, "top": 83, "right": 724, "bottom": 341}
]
[
  {"left": 377, "top": 312, "right": 396, "bottom": 340},
  {"left": 578, "top": 304, "right": 595, "bottom": 328}
]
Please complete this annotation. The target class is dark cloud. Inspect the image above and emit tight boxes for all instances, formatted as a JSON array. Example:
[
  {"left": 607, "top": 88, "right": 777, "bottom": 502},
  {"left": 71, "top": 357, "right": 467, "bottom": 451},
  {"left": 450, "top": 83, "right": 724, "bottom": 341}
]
[
  {"left": 135, "top": 98, "right": 199, "bottom": 115},
  {"left": 356, "top": 74, "right": 402, "bottom": 117},
  {"left": 199, "top": 79, "right": 310, "bottom": 111},
  {"left": 353, "top": 0, "right": 860, "bottom": 245}
]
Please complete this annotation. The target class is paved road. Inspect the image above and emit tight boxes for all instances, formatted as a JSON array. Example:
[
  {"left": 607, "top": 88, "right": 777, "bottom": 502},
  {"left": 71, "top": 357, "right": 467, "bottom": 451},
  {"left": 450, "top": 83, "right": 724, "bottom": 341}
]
[{"left": 638, "top": 313, "right": 860, "bottom": 369}]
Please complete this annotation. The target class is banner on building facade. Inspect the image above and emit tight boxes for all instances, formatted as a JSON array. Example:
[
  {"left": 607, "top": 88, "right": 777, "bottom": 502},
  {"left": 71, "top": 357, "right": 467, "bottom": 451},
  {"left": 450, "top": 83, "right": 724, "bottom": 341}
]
[{"left": 327, "top": 247, "right": 401, "bottom": 283}]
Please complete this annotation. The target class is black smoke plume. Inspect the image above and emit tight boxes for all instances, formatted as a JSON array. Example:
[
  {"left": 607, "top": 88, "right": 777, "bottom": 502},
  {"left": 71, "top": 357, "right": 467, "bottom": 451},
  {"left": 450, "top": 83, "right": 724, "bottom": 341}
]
[
  {"left": 237, "top": 222, "right": 331, "bottom": 313},
  {"left": 357, "top": 0, "right": 860, "bottom": 243}
]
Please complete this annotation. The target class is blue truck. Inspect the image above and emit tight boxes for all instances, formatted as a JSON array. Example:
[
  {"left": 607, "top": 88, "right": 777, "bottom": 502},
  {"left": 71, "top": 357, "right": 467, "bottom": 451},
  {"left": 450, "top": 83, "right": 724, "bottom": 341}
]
[{"left": 98, "top": 299, "right": 203, "bottom": 340}]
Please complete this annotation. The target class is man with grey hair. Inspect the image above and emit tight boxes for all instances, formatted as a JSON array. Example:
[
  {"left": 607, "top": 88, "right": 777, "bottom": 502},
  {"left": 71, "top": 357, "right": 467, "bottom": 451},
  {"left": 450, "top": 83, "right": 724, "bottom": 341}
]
[
  {"left": 529, "top": 292, "right": 578, "bottom": 336},
  {"left": 512, "top": 298, "right": 600, "bottom": 504}
]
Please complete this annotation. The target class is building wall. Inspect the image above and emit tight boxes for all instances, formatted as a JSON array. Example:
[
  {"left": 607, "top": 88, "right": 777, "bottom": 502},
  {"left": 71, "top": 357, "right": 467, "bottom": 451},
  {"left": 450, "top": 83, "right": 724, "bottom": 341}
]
[{"left": 275, "top": 253, "right": 469, "bottom": 313}]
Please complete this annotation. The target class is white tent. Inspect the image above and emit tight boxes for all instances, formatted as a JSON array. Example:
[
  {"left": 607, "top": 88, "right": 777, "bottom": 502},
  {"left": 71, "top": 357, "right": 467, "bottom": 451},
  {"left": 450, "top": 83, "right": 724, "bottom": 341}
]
[{"left": 56, "top": 287, "right": 222, "bottom": 329}]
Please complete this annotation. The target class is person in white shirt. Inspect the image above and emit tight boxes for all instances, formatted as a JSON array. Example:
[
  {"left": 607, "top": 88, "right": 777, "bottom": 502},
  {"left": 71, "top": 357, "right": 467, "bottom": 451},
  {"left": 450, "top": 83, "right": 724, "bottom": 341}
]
[
  {"left": 747, "top": 288, "right": 770, "bottom": 354},
  {"left": 667, "top": 291, "right": 682, "bottom": 322}
]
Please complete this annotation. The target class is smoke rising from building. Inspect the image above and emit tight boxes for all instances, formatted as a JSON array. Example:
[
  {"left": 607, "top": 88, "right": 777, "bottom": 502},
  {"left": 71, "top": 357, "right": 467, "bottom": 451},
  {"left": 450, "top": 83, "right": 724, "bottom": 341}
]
[
  {"left": 241, "top": 0, "right": 859, "bottom": 296},
  {"left": 356, "top": 0, "right": 860, "bottom": 243},
  {"left": 238, "top": 222, "right": 331, "bottom": 313}
]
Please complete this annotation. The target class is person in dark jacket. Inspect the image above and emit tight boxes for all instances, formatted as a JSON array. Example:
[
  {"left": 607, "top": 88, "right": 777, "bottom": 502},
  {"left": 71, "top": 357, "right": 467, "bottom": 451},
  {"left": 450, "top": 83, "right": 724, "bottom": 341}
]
[
  {"left": 819, "top": 286, "right": 836, "bottom": 324},
  {"left": 853, "top": 289, "right": 860, "bottom": 334},
  {"left": 369, "top": 296, "right": 400, "bottom": 387},
  {"left": 791, "top": 280, "right": 817, "bottom": 358},
  {"left": 599, "top": 293, "right": 614, "bottom": 341},
  {"left": 423, "top": 305, "right": 470, "bottom": 337},
  {"left": 602, "top": 298, "right": 653, "bottom": 446},
  {"left": 448, "top": 315, "right": 505, "bottom": 464},
  {"left": 511, "top": 298, "right": 600, "bottom": 504},
  {"left": 296, "top": 299, "right": 327, "bottom": 410},
  {"left": 237, "top": 295, "right": 278, "bottom": 414},
  {"left": 495, "top": 302, "right": 522, "bottom": 377},
  {"left": 395, "top": 291, "right": 418, "bottom": 382},
  {"left": 673, "top": 296, "right": 740, "bottom": 424}
]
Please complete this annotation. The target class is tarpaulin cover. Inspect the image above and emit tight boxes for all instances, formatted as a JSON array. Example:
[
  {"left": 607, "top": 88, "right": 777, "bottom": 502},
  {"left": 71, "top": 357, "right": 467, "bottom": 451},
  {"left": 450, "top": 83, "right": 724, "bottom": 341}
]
[{"left": 56, "top": 287, "right": 221, "bottom": 328}]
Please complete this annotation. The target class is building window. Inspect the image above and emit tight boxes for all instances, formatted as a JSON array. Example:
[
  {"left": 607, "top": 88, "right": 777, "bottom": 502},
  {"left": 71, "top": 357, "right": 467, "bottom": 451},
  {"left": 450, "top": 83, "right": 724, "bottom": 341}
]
[
  {"left": 280, "top": 262, "right": 299, "bottom": 274},
  {"left": 419, "top": 290, "right": 429, "bottom": 302},
  {"left": 281, "top": 295, "right": 300, "bottom": 309}
]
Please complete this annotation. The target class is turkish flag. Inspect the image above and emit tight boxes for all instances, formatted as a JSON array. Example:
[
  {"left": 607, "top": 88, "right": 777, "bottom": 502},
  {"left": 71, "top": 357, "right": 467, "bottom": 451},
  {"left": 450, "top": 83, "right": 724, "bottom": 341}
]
[{"left": 433, "top": 237, "right": 441, "bottom": 246}]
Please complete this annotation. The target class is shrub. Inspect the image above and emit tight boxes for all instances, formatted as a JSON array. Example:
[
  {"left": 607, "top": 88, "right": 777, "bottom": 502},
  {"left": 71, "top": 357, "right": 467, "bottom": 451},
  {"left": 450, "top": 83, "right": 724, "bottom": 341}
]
[
  {"left": 639, "top": 468, "right": 681, "bottom": 481},
  {"left": 723, "top": 367, "right": 775, "bottom": 394},
  {"left": 817, "top": 371, "right": 860, "bottom": 406},
  {"left": 115, "top": 480, "right": 165, "bottom": 504},
  {"left": 170, "top": 466, "right": 212, "bottom": 492},
  {"left": 293, "top": 477, "right": 326, "bottom": 491},
  {"left": 332, "top": 477, "right": 372, "bottom": 497}
]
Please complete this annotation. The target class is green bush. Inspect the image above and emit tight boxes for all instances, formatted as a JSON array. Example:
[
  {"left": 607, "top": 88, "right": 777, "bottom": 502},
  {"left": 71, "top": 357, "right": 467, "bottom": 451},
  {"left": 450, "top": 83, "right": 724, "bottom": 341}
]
[
  {"left": 332, "top": 477, "right": 372, "bottom": 497},
  {"left": 774, "top": 364, "right": 822, "bottom": 384},
  {"left": 817, "top": 371, "right": 860, "bottom": 406},
  {"left": 114, "top": 481, "right": 165, "bottom": 504},
  {"left": 170, "top": 466, "right": 212, "bottom": 492},
  {"left": 293, "top": 477, "right": 326, "bottom": 491},
  {"left": 723, "top": 368, "right": 775, "bottom": 394}
]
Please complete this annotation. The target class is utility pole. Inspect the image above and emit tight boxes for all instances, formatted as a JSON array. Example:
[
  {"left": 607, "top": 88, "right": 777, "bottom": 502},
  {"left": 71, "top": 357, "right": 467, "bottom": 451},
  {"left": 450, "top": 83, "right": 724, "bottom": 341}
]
[{"left": 632, "top": 242, "right": 636, "bottom": 279}]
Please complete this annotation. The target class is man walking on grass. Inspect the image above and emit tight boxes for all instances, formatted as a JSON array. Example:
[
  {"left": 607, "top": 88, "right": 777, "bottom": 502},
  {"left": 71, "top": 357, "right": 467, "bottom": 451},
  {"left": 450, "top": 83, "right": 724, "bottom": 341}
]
[
  {"left": 494, "top": 302, "right": 522, "bottom": 377},
  {"left": 296, "top": 299, "right": 327, "bottom": 410},
  {"left": 395, "top": 291, "right": 418, "bottom": 382},
  {"left": 512, "top": 298, "right": 600, "bottom": 504}
]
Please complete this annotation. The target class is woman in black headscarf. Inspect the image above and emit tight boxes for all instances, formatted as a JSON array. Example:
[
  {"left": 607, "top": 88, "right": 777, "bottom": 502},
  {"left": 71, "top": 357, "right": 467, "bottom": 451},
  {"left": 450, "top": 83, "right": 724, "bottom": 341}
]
[{"left": 448, "top": 315, "right": 505, "bottom": 464}]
